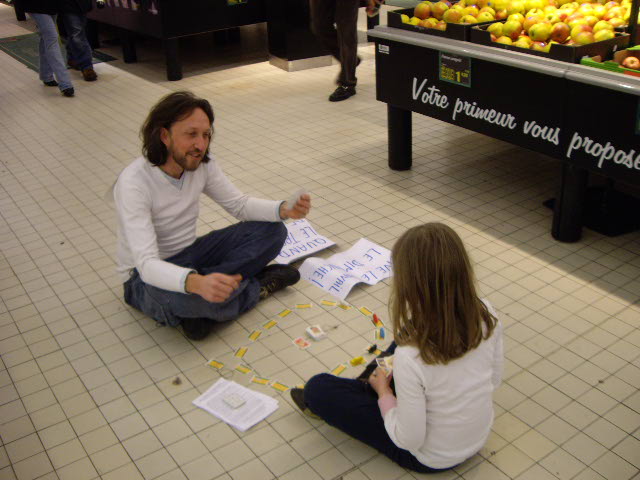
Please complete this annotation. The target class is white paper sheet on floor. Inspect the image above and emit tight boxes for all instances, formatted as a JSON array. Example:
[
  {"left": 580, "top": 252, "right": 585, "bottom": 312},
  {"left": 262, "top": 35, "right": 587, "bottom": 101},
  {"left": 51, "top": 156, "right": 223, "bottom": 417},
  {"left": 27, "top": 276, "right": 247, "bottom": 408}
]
[
  {"left": 298, "top": 238, "right": 392, "bottom": 300},
  {"left": 192, "top": 379, "right": 278, "bottom": 432},
  {"left": 275, "top": 219, "right": 336, "bottom": 264}
]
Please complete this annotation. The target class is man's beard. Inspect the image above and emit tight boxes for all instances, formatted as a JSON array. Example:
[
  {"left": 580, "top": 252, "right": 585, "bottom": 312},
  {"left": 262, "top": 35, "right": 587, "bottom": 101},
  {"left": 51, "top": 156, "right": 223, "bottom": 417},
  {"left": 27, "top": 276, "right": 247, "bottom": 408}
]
[{"left": 169, "top": 145, "right": 208, "bottom": 172}]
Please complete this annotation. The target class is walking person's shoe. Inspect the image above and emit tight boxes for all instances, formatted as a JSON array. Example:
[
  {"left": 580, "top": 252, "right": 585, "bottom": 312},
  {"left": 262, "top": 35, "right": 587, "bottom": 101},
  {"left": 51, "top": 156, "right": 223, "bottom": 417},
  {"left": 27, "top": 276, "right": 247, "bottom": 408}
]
[
  {"left": 43, "top": 80, "right": 58, "bottom": 87},
  {"left": 62, "top": 87, "right": 75, "bottom": 97},
  {"left": 329, "top": 85, "right": 356, "bottom": 102},
  {"left": 82, "top": 67, "right": 98, "bottom": 81},
  {"left": 290, "top": 388, "right": 321, "bottom": 419},
  {"left": 257, "top": 264, "right": 300, "bottom": 300},
  {"left": 181, "top": 317, "right": 212, "bottom": 341}
]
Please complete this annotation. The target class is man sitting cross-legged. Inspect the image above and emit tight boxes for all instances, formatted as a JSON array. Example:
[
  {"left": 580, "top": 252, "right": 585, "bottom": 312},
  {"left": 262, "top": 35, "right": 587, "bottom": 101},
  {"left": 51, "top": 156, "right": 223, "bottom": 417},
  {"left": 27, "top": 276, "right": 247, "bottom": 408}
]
[{"left": 114, "top": 91, "right": 311, "bottom": 340}]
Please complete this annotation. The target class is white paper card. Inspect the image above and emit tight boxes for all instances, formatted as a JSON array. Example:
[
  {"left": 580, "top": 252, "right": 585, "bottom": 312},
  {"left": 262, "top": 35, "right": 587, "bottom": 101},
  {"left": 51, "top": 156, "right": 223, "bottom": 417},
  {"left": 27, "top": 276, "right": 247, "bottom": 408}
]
[
  {"left": 299, "top": 238, "right": 392, "bottom": 300},
  {"left": 275, "top": 219, "right": 336, "bottom": 264},
  {"left": 193, "top": 379, "right": 278, "bottom": 432}
]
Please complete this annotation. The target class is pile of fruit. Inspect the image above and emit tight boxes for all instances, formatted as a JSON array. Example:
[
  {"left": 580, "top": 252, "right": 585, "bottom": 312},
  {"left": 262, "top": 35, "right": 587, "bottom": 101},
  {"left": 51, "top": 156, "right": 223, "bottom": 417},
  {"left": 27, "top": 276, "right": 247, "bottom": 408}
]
[{"left": 401, "top": 0, "right": 637, "bottom": 46}]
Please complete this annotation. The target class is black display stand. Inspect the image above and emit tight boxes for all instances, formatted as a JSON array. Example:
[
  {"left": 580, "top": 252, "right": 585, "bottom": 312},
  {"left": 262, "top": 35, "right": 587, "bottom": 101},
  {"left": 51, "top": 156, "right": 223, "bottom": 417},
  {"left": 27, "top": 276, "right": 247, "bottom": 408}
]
[
  {"left": 369, "top": 27, "right": 640, "bottom": 242},
  {"left": 266, "top": 0, "right": 327, "bottom": 62},
  {"left": 87, "top": 0, "right": 327, "bottom": 80}
]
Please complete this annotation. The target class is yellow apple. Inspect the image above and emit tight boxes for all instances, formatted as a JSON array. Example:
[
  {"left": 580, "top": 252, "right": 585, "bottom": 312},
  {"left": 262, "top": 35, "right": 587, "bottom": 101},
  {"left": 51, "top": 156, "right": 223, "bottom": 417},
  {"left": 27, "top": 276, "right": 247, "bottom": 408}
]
[
  {"left": 488, "top": 21, "right": 504, "bottom": 35},
  {"left": 414, "top": 2, "right": 432, "bottom": 19},
  {"left": 594, "top": 29, "right": 615, "bottom": 40},
  {"left": 477, "top": 11, "right": 496, "bottom": 21},
  {"left": 495, "top": 35, "right": 514, "bottom": 43}
]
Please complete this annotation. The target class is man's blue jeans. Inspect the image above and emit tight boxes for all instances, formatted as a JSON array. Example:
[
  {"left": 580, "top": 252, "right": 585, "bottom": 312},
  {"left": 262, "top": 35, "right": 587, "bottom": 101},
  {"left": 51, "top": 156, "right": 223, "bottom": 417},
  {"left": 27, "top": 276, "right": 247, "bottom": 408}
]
[
  {"left": 60, "top": 13, "right": 93, "bottom": 71},
  {"left": 123, "top": 221, "right": 287, "bottom": 328},
  {"left": 30, "top": 14, "right": 74, "bottom": 91},
  {"left": 304, "top": 342, "right": 453, "bottom": 474}
]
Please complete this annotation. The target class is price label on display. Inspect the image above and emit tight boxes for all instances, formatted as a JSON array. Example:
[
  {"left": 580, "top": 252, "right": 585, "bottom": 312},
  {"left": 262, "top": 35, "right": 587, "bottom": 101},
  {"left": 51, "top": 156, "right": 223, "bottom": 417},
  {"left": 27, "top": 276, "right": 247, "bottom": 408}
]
[{"left": 439, "top": 53, "right": 471, "bottom": 87}]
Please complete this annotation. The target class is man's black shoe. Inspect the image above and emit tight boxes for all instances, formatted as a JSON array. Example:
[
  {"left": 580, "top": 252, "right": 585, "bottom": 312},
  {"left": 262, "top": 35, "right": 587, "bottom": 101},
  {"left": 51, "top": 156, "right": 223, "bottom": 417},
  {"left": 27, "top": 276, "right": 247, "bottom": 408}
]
[
  {"left": 290, "top": 388, "right": 321, "bottom": 419},
  {"left": 329, "top": 85, "right": 356, "bottom": 102},
  {"left": 258, "top": 265, "right": 300, "bottom": 300},
  {"left": 62, "top": 88, "right": 75, "bottom": 97},
  {"left": 43, "top": 80, "right": 58, "bottom": 87},
  {"left": 181, "top": 317, "right": 211, "bottom": 341}
]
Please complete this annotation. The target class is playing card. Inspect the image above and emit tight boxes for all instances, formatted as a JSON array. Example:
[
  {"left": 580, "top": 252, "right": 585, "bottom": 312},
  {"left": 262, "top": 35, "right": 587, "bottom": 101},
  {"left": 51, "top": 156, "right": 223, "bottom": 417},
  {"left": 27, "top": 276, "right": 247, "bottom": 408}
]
[{"left": 293, "top": 337, "right": 311, "bottom": 349}]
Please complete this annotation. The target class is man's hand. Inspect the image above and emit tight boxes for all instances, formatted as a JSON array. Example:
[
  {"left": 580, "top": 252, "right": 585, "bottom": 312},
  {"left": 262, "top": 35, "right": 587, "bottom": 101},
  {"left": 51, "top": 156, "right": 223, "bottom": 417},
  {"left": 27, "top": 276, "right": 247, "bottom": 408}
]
[
  {"left": 368, "top": 367, "right": 394, "bottom": 398},
  {"left": 186, "top": 272, "right": 242, "bottom": 303},
  {"left": 366, "top": 0, "right": 383, "bottom": 16},
  {"left": 280, "top": 194, "right": 311, "bottom": 220}
]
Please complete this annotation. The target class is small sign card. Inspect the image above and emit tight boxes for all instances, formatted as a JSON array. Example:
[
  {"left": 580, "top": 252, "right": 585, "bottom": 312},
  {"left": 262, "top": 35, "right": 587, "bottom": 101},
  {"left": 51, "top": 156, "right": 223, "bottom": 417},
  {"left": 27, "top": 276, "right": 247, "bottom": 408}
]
[
  {"left": 275, "top": 219, "right": 336, "bottom": 264},
  {"left": 299, "top": 238, "right": 392, "bottom": 300}
]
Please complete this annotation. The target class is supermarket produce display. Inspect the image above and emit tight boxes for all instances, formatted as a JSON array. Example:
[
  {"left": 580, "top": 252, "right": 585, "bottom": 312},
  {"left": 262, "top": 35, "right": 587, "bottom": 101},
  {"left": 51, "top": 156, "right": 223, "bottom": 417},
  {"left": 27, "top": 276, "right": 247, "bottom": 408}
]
[{"left": 369, "top": 10, "right": 639, "bottom": 241}]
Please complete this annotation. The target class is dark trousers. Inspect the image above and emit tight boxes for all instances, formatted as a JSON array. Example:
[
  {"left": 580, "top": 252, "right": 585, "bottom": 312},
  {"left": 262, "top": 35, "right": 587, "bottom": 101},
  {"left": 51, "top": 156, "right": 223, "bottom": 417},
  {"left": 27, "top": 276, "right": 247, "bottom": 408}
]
[
  {"left": 304, "top": 343, "right": 452, "bottom": 474},
  {"left": 124, "top": 221, "right": 287, "bottom": 327},
  {"left": 309, "top": 0, "right": 360, "bottom": 87},
  {"left": 61, "top": 13, "right": 93, "bottom": 70}
]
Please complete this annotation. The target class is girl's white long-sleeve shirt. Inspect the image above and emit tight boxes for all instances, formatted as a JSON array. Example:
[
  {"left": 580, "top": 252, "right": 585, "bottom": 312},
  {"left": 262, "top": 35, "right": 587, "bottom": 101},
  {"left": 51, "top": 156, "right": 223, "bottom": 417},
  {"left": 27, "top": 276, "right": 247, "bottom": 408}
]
[
  {"left": 380, "top": 304, "right": 503, "bottom": 469},
  {"left": 114, "top": 156, "right": 282, "bottom": 292}
]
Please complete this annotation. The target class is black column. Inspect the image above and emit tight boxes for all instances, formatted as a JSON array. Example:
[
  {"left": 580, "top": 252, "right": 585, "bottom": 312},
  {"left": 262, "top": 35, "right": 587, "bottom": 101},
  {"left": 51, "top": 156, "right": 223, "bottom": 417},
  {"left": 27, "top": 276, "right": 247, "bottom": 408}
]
[
  {"left": 388, "top": 104, "right": 412, "bottom": 171},
  {"left": 552, "top": 164, "right": 588, "bottom": 242},
  {"left": 164, "top": 38, "right": 182, "bottom": 81}
]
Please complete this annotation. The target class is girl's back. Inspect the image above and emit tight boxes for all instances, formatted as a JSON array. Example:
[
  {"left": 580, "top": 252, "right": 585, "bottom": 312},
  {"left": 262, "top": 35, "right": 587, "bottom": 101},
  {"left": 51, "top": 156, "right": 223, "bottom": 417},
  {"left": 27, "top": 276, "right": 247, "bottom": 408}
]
[{"left": 389, "top": 309, "right": 503, "bottom": 468}]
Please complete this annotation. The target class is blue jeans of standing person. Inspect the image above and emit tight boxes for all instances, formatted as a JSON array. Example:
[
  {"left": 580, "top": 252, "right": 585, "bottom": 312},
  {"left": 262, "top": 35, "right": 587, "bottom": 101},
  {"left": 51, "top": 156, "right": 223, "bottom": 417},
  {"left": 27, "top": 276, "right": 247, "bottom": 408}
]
[
  {"left": 124, "top": 221, "right": 287, "bottom": 328},
  {"left": 304, "top": 343, "right": 453, "bottom": 474},
  {"left": 61, "top": 13, "right": 93, "bottom": 71},
  {"left": 29, "top": 14, "right": 74, "bottom": 91}
]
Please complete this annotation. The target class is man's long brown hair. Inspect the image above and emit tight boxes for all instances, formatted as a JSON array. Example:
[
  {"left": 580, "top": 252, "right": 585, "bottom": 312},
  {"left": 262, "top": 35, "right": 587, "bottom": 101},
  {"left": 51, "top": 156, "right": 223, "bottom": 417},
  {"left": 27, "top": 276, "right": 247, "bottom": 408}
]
[
  {"left": 141, "top": 91, "right": 214, "bottom": 166},
  {"left": 390, "top": 223, "right": 497, "bottom": 365}
]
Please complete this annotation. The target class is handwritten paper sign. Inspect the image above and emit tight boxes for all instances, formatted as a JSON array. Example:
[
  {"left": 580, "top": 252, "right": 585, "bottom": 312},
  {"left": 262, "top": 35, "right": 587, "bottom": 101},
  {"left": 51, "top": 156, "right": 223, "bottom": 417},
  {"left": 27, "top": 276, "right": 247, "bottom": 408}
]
[
  {"left": 275, "top": 219, "right": 335, "bottom": 264},
  {"left": 299, "top": 239, "right": 392, "bottom": 300}
]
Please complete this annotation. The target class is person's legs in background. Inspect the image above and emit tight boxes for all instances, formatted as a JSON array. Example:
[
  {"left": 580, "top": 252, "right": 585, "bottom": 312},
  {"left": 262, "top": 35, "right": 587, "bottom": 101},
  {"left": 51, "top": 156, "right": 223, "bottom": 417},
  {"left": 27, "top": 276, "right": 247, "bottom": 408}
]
[
  {"left": 30, "top": 13, "right": 75, "bottom": 96},
  {"left": 61, "top": 13, "right": 97, "bottom": 81},
  {"left": 334, "top": 0, "right": 360, "bottom": 89},
  {"left": 310, "top": 0, "right": 359, "bottom": 102}
]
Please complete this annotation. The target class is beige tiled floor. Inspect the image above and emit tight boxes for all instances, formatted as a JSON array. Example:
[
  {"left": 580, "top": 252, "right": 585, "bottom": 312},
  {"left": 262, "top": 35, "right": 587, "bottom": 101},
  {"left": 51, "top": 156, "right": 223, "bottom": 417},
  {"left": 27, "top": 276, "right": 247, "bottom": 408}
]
[{"left": 1, "top": 4, "right": 639, "bottom": 480}]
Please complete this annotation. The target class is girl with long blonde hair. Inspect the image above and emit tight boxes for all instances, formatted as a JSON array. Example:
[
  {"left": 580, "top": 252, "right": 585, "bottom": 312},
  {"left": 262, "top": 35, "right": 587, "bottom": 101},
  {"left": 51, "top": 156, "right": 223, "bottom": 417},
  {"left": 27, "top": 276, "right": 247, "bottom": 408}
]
[{"left": 292, "top": 223, "right": 503, "bottom": 472}]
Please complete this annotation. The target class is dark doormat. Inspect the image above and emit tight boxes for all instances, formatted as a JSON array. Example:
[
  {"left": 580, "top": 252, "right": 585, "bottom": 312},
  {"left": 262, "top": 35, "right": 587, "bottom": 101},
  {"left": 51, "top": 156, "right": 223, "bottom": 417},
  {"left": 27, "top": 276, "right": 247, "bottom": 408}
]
[{"left": 0, "top": 33, "right": 116, "bottom": 72}]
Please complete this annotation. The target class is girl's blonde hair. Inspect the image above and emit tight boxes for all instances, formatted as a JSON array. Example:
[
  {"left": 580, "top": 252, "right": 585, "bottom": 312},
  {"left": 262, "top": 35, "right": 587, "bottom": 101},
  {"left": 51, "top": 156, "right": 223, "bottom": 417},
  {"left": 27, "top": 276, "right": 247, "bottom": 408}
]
[{"left": 391, "top": 223, "right": 496, "bottom": 365}]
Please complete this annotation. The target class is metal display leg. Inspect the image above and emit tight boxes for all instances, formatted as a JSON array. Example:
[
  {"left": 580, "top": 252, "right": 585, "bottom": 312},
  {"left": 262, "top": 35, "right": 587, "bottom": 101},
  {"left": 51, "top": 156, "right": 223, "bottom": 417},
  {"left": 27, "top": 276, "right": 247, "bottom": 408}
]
[
  {"left": 14, "top": 1, "right": 26, "bottom": 21},
  {"left": 121, "top": 29, "right": 137, "bottom": 63},
  {"left": 164, "top": 38, "right": 182, "bottom": 81},
  {"left": 388, "top": 104, "right": 412, "bottom": 171},
  {"left": 552, "top": 164, "right": 587, "bottom": 243}
]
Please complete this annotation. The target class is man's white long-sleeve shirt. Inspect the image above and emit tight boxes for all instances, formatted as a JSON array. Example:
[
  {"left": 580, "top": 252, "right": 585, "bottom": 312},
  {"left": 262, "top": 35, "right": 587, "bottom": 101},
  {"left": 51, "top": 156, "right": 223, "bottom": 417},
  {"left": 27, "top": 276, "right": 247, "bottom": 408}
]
[
  {"left": 114, "top": 156, "right": 282, "bottom": 293},
  {"left": 381, "top": 303, "right": 503, "bottom": 469}
]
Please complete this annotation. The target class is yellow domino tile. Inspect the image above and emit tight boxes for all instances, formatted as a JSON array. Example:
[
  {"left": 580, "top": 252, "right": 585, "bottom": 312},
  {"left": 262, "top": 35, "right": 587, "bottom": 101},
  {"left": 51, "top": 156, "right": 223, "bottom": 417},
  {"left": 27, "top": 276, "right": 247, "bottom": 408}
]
[
  {"left": 263, "top": 320, "right": 278, "bottom": 330},
  {"left": 249, "top": 330, "right": 262, "bottom": 341},
  {"left": 338, "top": 304, "right": 352, "bottom": 310},
  {"left": 207, "top": 360, "right": 224, "bottom": 370},
  {"left": 278, "top": 309, "right": 292, "bottom": 318},
  {"left": 270, "top": 382, "right": 289, "bottom": 392},
  {"left": 235, "top": 365, "right": 252, "bottom": 374},
  {"left": 321, "top": 300, "right": 337, "bottom": 306},
  {"left": 331, "top": 364, "right": 347, "bottom": 376},
  {"left": 296, "top": 303, "right": 312, "bottom": 309},
  {"left": 350, "top": 356, "right": 365, "bottom": 367},
  {"left": 235, "top": 347, "right": 248, "bottom": 358},
  {"left": 251, "top": 376, "right": 270, "bottom": 385},
  {"left": 359, "top": 306, "right": 373, "bottom": 316}
]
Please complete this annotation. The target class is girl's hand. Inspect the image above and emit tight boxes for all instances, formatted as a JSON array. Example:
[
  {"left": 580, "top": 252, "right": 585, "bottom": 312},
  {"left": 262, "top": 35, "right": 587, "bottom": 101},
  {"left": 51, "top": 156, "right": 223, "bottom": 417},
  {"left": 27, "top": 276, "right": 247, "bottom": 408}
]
[{"left": 368, "top": 367, "right": 394, "bottom": 397}]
